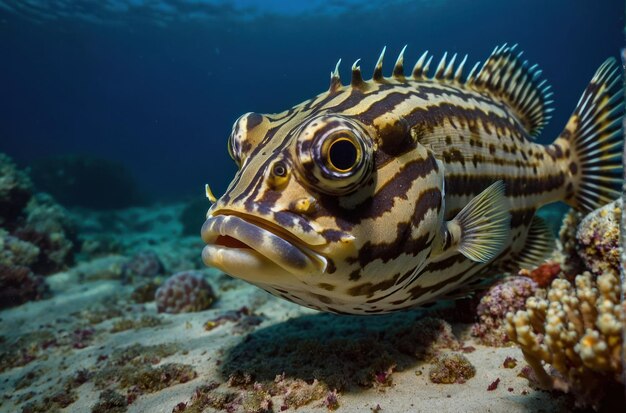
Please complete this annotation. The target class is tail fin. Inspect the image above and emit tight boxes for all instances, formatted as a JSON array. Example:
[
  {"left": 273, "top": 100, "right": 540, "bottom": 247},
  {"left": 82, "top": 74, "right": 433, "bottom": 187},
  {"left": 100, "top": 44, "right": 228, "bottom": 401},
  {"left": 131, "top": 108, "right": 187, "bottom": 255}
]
[{"left": 560, "top": 57, "right": 623, "bottom": 213}]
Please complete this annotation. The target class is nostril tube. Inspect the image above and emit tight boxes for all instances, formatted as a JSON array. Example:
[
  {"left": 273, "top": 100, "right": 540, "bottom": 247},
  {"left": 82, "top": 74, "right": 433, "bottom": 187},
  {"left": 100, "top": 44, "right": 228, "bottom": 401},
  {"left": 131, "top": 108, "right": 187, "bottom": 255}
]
[{"left": 291, "top": 197, "right": 316, "bottom": 214}]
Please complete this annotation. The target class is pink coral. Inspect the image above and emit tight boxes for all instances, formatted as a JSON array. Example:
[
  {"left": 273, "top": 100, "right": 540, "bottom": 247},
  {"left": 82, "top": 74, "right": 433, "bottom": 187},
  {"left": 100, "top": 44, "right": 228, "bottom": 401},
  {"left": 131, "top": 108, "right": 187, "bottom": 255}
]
[
  {"left": 155, "top": 271, "right": 216, "bottom": 314},
  {"left": 471, "top": 276, "right": 537, "bottom": 346}
]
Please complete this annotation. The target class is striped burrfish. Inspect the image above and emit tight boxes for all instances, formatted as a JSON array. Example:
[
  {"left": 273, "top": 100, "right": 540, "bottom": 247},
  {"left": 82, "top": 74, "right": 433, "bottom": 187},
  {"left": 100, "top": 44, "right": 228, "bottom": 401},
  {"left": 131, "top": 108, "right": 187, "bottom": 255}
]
[{"left": 201, "top": 44, "right": 623, "bottom": 314}]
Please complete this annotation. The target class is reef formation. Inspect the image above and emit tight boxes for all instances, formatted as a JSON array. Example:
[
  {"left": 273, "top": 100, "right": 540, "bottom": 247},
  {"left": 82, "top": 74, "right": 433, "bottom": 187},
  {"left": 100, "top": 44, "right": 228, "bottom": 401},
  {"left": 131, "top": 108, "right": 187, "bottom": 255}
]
[
  {"left": 506, "top": 199, "right": 625, "bottom": 410},
  {"left": 0, "top": 154, "right": 77, "bottom": 308}
]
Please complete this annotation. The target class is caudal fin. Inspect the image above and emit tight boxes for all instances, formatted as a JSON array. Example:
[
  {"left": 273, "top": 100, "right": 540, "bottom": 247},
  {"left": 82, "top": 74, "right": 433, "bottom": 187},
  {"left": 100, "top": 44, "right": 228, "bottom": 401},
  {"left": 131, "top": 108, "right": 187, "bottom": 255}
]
[{"left": 560, "top": 58, "right": 623, "bottom": 213}]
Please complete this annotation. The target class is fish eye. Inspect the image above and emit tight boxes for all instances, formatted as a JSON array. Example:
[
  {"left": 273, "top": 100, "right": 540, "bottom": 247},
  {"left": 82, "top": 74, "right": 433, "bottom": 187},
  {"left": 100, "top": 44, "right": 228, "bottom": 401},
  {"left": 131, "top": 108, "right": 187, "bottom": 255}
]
[
  {"left": 326, "top": 136, "right": 360, "bottom": 172},
  {"left": 295, "top": 115, "right": 373, "bottom": 196}
]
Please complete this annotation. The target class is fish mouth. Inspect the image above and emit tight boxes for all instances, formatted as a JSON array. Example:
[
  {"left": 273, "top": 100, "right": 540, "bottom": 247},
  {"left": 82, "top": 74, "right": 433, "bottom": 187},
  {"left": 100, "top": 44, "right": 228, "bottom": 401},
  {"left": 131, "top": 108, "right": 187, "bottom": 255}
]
[{"left": 201, "top": 211, "right": 328, "bottom": 282}]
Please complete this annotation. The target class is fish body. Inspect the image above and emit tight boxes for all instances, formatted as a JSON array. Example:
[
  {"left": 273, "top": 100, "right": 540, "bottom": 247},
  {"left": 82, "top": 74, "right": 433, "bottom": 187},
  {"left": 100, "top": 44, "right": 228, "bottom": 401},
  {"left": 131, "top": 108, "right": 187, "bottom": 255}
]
[{"left": 202, "top": 44, "right": 623, "bottom": 314}]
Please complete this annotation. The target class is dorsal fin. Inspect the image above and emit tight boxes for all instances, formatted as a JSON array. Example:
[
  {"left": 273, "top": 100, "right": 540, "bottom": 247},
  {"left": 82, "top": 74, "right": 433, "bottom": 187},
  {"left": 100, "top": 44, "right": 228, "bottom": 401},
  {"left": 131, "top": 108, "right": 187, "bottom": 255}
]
[{"left": 465, "top": 44, "right": 554, "bottom": 137}]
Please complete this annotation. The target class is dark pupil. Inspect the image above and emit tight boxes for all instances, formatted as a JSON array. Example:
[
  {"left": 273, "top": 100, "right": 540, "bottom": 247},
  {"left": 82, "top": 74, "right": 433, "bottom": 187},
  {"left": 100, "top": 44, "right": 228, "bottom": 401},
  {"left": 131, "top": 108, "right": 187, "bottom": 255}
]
[{"left": 329, "top": 139, "right": 357, "bottom": 171}]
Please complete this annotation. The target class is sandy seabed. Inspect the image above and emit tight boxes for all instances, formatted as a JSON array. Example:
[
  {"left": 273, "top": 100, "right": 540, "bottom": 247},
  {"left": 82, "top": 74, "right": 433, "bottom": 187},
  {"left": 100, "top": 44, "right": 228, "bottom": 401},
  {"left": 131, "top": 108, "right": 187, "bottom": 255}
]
[{"left": 0, "top": 204, "right": 572, "bottom": 413}]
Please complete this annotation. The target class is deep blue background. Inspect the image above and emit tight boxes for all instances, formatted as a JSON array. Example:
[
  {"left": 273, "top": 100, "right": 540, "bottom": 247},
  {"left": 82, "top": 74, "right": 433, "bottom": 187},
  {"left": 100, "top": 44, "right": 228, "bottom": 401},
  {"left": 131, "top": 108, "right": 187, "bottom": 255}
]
[{"left": 0, "top": 0, "right": 623, "bottom": 202}]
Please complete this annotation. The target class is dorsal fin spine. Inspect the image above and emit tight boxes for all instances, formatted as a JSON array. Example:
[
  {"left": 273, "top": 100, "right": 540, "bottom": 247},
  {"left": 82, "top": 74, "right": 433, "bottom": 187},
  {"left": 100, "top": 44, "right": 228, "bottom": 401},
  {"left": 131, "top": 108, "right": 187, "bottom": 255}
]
[
  {"left": 443, "top": 53, "right": 457, "bottom": 80},
  {"left": 454, "top": 55, "right": 468, "bottom": 82},
  {"left": 373, "top": 46, "right": 386, "bottom": 82},
  {"left": 351, "top": 59, "right": 365, "bottom": 88},
  {"left": 393, "top": 45, "right": 407, "bottom": 79},
  {"left": 412, "top": 50, "right": 429, "bottom": 78},
  {"left": 329, "top": 59, "right": 342, "bottom": 92},
  {"left": 435, "top": 51, "right": 448, "bottom": 79}
]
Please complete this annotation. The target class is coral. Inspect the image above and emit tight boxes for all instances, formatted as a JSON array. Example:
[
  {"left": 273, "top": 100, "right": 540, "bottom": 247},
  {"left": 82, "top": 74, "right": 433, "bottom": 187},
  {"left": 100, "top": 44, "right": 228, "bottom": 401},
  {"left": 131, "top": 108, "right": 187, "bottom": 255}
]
[
  {"left": 0, "top": 263, "right": 49, "bottom": 309},
  {"left": 556, "top": 208, "right": 585, "bottom": 277},
  {"left": 470, "top": 276, "right": 537, "bottom": 346},
  {"left": 428, "top": 353, "right": 476, "bottom": 384},
  {"left": 122, "top": 250, "right": 164, "bottom": 280},
  {"left": 575, "top": 199, "right": 621, "bottom": 276},
  {"left": 29, "top": 154, "right": 146, "bottom": 210},
  {"left": 0, "top": 229, "right": 39, "bottom": 267},
  {"left": 155, "top": 271, "right": 216, "bottom": 314},
  {"left": 0, "top": 153, "right": 33, "bottom": 227},
  {"left": 14, "top": 193, "right": 77, "bottom": 274},
  {"left": 506, "top": 270, "right": 624, "bottom": 410}
]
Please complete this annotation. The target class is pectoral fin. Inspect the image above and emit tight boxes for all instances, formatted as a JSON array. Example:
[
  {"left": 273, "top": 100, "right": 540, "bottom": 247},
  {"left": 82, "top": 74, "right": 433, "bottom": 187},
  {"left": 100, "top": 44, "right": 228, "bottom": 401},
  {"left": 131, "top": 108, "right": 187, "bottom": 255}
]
[{"left": 446, "top": 180, "right": 511, "bottom": 263}]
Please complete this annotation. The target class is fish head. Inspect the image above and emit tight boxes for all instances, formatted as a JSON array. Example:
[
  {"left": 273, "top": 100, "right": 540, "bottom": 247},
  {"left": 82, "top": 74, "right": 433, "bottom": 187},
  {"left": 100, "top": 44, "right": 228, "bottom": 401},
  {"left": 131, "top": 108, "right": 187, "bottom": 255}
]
[{"left": 202, "top": 107, "right": 445, "bottom": 310}]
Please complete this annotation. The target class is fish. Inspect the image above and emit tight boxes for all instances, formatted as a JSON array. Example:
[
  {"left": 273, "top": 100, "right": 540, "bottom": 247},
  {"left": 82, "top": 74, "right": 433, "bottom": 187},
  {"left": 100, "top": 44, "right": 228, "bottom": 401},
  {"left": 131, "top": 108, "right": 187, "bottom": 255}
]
[{"left": 201, "top": 44, "right": 623, "bottom": 314}]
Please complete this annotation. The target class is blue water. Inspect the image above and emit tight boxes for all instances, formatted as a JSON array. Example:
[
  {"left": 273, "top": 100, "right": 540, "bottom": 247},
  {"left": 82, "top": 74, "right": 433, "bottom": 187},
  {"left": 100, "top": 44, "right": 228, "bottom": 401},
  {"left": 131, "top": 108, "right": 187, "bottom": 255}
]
[{"left": 0, "top": 0, "right": 623, "bottom": 203}]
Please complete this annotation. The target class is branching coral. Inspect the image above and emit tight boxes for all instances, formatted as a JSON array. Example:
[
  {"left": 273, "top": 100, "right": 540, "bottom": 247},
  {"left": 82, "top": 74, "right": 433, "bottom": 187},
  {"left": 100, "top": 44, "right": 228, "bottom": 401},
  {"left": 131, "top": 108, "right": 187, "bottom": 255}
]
[{"left": 506, "top": 271, "right": 623, "bottom": 408}]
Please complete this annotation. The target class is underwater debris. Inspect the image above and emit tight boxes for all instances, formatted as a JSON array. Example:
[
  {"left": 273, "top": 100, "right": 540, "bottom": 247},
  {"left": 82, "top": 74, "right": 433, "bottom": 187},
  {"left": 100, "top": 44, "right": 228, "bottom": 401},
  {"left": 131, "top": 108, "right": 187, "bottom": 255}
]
[
  {"left": 428, "top": 353, "right": 476, "bottom": 384},
  {"left": 470, "top": 276, "right": 538, "bottom": 346},
  {"left": 487, "top": 377, "right": 500, "bottom": 391},
  {"left": 155, "top": 271, "right": 216, "bottom": 314}
]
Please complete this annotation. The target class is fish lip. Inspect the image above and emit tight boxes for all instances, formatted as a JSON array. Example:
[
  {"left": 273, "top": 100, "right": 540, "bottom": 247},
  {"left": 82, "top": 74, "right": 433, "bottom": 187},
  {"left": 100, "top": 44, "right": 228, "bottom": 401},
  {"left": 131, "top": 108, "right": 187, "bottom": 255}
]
[{"left": 201, "top": 212, "right": 327, "bottom": 276}]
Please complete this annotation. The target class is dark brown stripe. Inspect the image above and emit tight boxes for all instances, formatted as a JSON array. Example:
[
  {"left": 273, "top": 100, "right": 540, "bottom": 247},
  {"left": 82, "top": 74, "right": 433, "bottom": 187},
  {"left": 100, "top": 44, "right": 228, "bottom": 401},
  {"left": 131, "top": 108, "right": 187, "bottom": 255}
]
[
  {"left": 315, "top": 156, "right": 438, "bottom": 230},
  {"left": 445, "top": 173, "right": 565, "bottom": 198}
]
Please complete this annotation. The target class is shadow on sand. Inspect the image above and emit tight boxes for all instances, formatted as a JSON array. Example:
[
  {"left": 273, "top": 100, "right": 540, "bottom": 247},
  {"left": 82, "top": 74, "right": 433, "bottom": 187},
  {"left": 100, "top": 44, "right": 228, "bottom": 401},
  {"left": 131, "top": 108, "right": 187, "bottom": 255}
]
[{"left": 219, "top": 309, "right": 461, "bottom": 391}]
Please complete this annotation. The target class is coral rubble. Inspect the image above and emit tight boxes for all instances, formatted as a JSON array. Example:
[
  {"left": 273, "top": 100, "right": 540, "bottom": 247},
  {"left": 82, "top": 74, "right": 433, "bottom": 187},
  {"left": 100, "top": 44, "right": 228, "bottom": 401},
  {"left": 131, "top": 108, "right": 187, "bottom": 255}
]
[
  {"left": 506, "top": 199, "right": 625, "bottom": 410},
  {"left": 155, "top": 271, "right": 216, "bottom": 314},
  {"left": 428, "top": 353, "right": 476, "bottom": 384}
]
